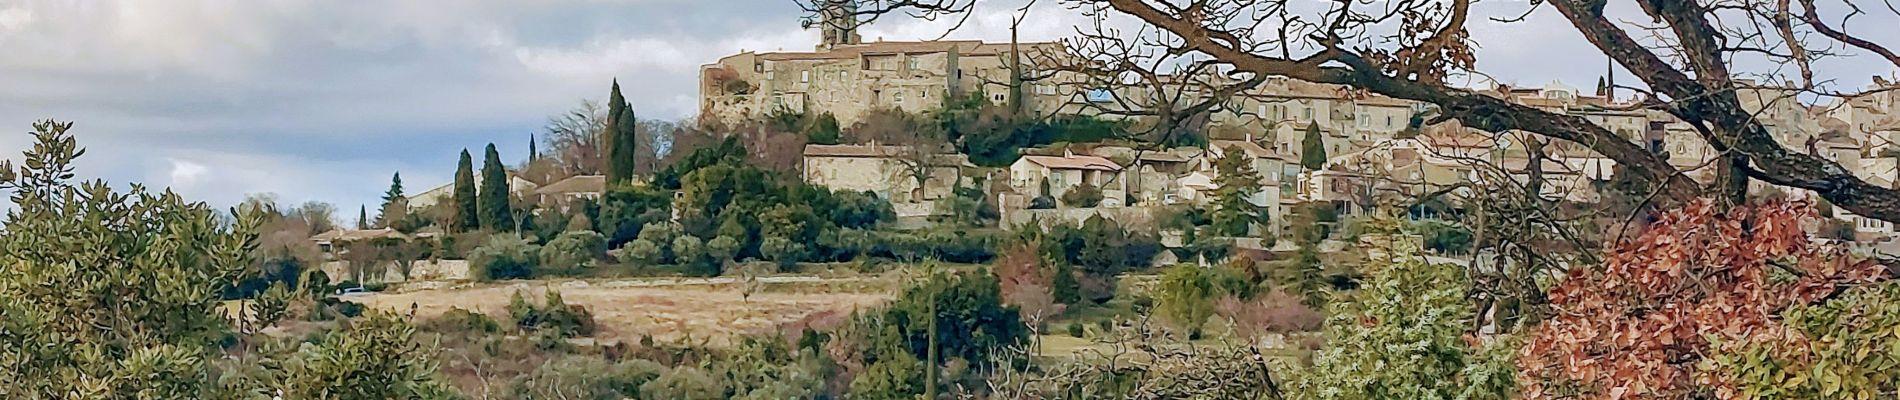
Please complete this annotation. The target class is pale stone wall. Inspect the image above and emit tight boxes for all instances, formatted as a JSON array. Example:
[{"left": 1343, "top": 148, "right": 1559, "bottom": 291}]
[
  {"left": 320, "top": 260, "right": 471, "bottom": 285},
  {"left": 803, "top": 156, "right": 959, "bottom": 203}
]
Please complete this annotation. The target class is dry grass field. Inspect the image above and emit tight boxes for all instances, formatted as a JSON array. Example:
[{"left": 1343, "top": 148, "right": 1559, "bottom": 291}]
[{"left": 354, "top": 276, "right": 896, "bottom": 346}]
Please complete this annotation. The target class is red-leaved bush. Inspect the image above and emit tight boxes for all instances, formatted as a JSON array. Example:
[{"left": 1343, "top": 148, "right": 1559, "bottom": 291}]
[
  {"left": 1518, "top": 200, "right": 1885, "bottom": 399},
  {"left": 1215, "top": 291, "right": 1323, "bottom": 337}
]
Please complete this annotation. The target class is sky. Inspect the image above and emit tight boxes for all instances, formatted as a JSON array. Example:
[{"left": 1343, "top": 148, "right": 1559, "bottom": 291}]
[{"left": 0, "top": 0, "right": 1893, "bottom": 215}]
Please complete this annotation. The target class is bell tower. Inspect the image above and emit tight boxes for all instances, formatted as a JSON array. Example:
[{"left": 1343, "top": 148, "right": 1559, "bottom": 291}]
[{"left": 815, "top": 0, "right": 863, "bottom": 49}]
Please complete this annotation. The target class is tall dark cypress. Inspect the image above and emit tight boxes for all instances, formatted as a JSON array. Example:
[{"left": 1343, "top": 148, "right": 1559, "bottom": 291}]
[
  {"left": 604, "top": 79, "right": 637, "bottom": 184},
  {"left": 478, "top": 143, "right": 513, "bottom": 231},
  {"left": 611, "top": 106, "right": 637, "bottom": 182},
  {"left": 357, "top": 205, "right": 369, "bottom": 230},
  {"left": 453, "top": 149, "right": 479, "bottom": 232}
]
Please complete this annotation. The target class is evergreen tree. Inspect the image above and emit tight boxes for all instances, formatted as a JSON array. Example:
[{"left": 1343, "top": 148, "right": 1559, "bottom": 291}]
[
  {"left": 377, "top": 172, "right": 404, "bottom": 228},
  {"left": 478, "top": 143, "right": 513, "bottom": 231},
  {"left": 1210, "top": 146, "right": 1265, "bottom": 237},
  {"left": 604, "top": 80, "right": 639, "bottom": 184},
  {"left": 1301, "top": 121, "right": 1327, "bottom": 171},
  {"left": 357, "top": 205, "right": 369, "bottom": 230},
  {"left": 453, "top": 149, "right": 479, "bottom": 232}
]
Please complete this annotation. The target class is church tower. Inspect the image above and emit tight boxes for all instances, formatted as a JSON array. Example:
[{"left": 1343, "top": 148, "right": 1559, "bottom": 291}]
[{"left": 815, "top": 0, "right": 863, "bottom": 49}]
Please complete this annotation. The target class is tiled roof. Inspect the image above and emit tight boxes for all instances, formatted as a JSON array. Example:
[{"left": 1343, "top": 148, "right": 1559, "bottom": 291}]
[
  {"left": 1208, "top": 140, "right": 1277, "bottom": 159},
  {"left": 536, "top": 175, "right": 606, "bottom": 195},
  {"left": 1021, "top": 154, "right": 1123, "bottom": 171},
  {"left": 311, "top": 229, "right": 409, "bottom": 242}
]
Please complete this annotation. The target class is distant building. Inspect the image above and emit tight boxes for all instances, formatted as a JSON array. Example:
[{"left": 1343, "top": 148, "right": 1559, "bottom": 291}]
[
  {"left": 407, "top": 173, "right": 539, "bottom": 211},
  {"left": 1009, "top": 151, "right": 1125, "bottom": 207},
  {"left": 800, "top": 143, "right": 971, "bottom": 205},
  {"left": 534, "top": 175, "right": 606, "bottom": 211}
]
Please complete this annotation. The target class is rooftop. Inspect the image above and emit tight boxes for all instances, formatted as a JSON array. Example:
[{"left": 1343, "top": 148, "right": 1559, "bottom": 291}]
[{"left": 1021, "top": 154, "right": 1123, "bottom": 171}]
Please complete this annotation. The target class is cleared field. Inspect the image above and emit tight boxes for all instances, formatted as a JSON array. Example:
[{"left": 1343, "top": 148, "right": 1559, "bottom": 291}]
[{"left": 354, "top": 276, "right": 895, "bottom": 346}]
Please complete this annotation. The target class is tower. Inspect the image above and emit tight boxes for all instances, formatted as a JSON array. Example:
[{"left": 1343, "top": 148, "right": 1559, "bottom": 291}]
[{"left": 816, "top": 0, "right": 862, "bottom": 49}]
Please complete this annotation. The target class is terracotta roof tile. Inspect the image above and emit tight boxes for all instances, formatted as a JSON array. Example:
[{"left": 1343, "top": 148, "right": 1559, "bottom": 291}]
[{"left": 1021, "top": 154, "right": 1123, "bottom": 171}]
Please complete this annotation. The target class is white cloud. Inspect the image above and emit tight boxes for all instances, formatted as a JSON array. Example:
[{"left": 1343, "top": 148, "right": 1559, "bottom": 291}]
[
  {"left": 166, "top": 158, "right": 209, "bottom": 191},
  {"left": 0, "top": 7, "right": 33, "bottom": 32}
]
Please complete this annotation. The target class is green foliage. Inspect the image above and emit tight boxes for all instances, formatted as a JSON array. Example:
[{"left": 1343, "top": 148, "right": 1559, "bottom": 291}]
[
  {"left": 881, "top": 271, "right": 1028, "bottom": 366},
  {"left": 848, "top": 347, "right": 927, "bottom": 400},
  {"left": 469, "top": 235, "right": 540, "bottom": 280},
  {"left": 1296, "top": 218, "right": 1514, "bottom": 400},
  {"left": 1060, "top": 181, "right": 1105, "bottom": 208},
  {"left": 605, "top": 80, "right": 639, "bottom": 185},
  {"left": 653, "top": 136, "right": 745, "bottom": 190},
  {"left": 641, "top": 367, "right": 725, "bottom": 400},
  {"left": 802, "top": 112, "right": 843, "bottom": 145},
  {"left": 379, "top": 172, "right": 405, "bottom": 228},
  {"left": 512, "top": 355, "right": 661, "bottom": 400},
  {"left": 478, "top": 143, "right": 514, "bottom": 231},
  {"left": 1295, "top": 245, "right": 1327, "bottom": 307},
  {"left": 595, "top": 185, "right": 672, "bottom": 247},
  {"left": 1707, "top": 281, "right": 1900, "bottom": 399},
  {"left": 1210, "top": 145, "right": 1267, "bottom": 237},
  {"left": 0, "top": 121, "right": 259, "bottom": 398},
  {"left": 1301, "top": 121, "right": 1328, "bottom": 171},
  {"left": 707, "top": 235, "right": 741, "bottom": 264},
  {"left": 274, "top": 312, "right": 457, "bottom": 400},
  {"left": 539, "top": 230, "right": 607, "bottom": 274},
  {"left": 453, "top": 149, "right": 479, "bottom": 232},
  {"left": 1406, "top": 219, "right": 1474, "bottom": 254},
  {"left": 1067, "top": 323, "right": 1086, "bottom": 338},
  {"left": 613, "top": 238, "right": 663, "bottom": 265},
  {"left": 506, "top": 290, "right": 597, "bottom": 338},
  {"left": 251, "top": 282, "right": 293, "bottom": 330},
  {"left": 759, "top": 235, "right": 807, "bottom": 269},
  {"left": 1157, "top": 264, "right": 1217, "bottom": 334}
]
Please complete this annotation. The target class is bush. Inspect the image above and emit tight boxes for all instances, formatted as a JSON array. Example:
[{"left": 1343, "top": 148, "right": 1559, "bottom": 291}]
[
  {"left": 508, "top": 290, "right": 597, "bottom": 338},
  {"left": 512, "top": 356, "right": 664, "bottom": 400},
  {"left": 469, "top": 235, "right": 540, "bottom": 281},
  {"left": 1158, "top": 264, "right": 1217, "bottom": 332},
  {"left": 672, "top": 235, "right": 705, "bottom": 267},
  {"left": 641, "top": 367, "right": 725, "bottom": 400},
  {"left": 540, "top": 231, "right": 607, "bottom": 274},
  {"left": 1406, "top": 220, "right": 1473, "bottom": 254},
  {"left": 759, "top": 235, "right": 806, "bottom": 269},
  {"left": 1060, "top": 182, "right": 1104, "bottom": 208},
  {"left": 1067, "top": 323, "right": 1085, "bottom": 338},
  {"left": 1215, "top": 291, "right": 1323, "bottom": 337},
  {"left": 420, "top": 307, "right": 501, "bottom": 335},
  {"left": 612, "top": 239, "right": 663, "bottom": 265}
]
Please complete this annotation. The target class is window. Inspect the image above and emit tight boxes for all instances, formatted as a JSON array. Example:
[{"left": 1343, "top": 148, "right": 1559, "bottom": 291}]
[
  {"left": 1302, "top": 107, "right": 1313, "bottom": 121},
  {"left": 993, "top": 93, "right": 1007, "bottom": 103},
  {"left": 1037, "top": 85, "right": 1056, "bottom": 95},
  {"left": 907, "top": 57, "right": 920, "bottom": 71},
  {"left": 1358, "top": 113, "right": 1370, "bottom": 128},
  {"left": 801, "top": 70, "right": 810, "bottom": 83},
  {"left": 894, "top": 91, "right": 904, "bottom": 104},
  {"left": 766, "top": 71, "right": 775, "bottom": 81},
  {"left": 1386, "top": 115, "right": 1395, "bottom": 128},
  {"left": 840, "top": 71, "right": 848, "bottom": 81}
]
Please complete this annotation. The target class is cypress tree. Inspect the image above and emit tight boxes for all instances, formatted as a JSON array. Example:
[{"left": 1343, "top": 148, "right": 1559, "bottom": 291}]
[
  {"left": 478, "top": 143, "right": 513, "bottom": 231},
  {"left": 453, "top": 149, "right": 479, "bottom": 232},
  {"left": 357, "top": 205, "right": 369, "bottom": 230},
  {"left": 1300, "top": 121, "right": 1328, "bottom": 171},
  {"left": 604, "top": 80, "right": 637, "bottom": 184},
  {"left": 609, "top": 106, "right": 638, "bottom": 183}
]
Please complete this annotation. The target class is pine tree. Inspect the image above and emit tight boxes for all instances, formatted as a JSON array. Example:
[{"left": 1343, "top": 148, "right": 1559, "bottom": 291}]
[
  {"left": 357, "top": 205, "right": 369, "bottom": 230},
  {"left": 1301, "top": 121, "right": 1328, "bottom": 171},
  {"left": 377, "top": 172, "right": 404, "bottom": 228},
  {"left": 478, "top": 143, "right": 513, "bottom": 231},
  {"left": 453, "top": 149, "right": 479, "bottom": 232},
  {"left": 529, "top": 134, "right": 538, "bottom": 162},
  {"left": 1210, "top": 146, "right": 1265, "bottom": 237}
]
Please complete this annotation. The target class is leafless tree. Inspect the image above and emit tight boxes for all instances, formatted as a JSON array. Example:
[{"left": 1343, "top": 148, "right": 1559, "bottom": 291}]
[
  {"left": 810, "top": 0, "right": 1900, "bottom": 230},
  {"left": 543, "top": 99, "right": 608, "bottom": 176}
]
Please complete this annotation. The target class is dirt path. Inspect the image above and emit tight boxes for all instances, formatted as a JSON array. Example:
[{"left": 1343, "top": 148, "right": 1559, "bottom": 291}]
[{"left": 353, "top": 276, "right": 893, "bottom": 346}]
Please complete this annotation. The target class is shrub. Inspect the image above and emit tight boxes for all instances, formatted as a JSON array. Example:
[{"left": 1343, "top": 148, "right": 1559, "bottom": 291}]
[
  {"left": 641, "top": 367, "right": 725, "bottom": 400},
  {"left": 1158, "top": 264, "right": 1217, "bottom": 334},
  {"left": 759, "top": 235, "right": 806, "bottom": 269},
  {"left": 612, "top": 239, "right": 663, "bottom": 265},
  {"left": 1215, "top": 291, "right": 1323, "bottom": 337},
  {"left": 540, "top": 231, "right": 607, "bottom": 274},
  {"left": 707, "top": 235, "right": 741, "bottom": 264},
  {"left": 420, "top": 307, "right": 501, "bottom": 335},
  {"left": 508, "top": 290, "right": 596, "bottom": 338},
  {"left": 1406, "top": 219, "right": 1474, "bottom": 254},
  {"left": 511, "top": 356, "right": 663, "bottom": 400},
  {"left": 1060, "top": 182, "right": 1104, "bottom": 208},
  {"left": 1067, "top": 323, "right": 1085, "bottom": 338},
  {"left": 469, "top": 235, "right": 540, "bottom": 281}
]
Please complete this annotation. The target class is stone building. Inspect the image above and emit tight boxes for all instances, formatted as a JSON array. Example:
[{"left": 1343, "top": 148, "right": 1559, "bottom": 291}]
[
  {"left": 801, "top": 143, "right": 971, "bottom": 207},
  {"left": 699, "top": 5, "right": 1065, "bottom": 127}
]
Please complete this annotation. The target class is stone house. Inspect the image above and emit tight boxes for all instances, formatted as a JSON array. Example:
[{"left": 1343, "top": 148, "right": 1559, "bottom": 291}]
[
  {"left": 534, "top": 175, "right": 606, "bottom": 212},
  {"left": 1009, "top": 152, "right": 1125, "bottom": 207},
  {"left": 801, "top": 144, "right": 971, "bottom": 213},
  {"left": 407, "top": 173, "right": 540, "bottom": 211}
]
